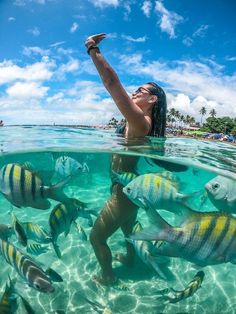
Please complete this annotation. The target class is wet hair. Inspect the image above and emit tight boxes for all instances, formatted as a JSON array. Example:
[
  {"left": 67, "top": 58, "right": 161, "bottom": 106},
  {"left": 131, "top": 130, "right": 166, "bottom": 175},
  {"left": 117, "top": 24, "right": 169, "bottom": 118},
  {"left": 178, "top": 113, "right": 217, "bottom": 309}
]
[{"left": 146, "top": 82, "right": 167, "bottom": 137}]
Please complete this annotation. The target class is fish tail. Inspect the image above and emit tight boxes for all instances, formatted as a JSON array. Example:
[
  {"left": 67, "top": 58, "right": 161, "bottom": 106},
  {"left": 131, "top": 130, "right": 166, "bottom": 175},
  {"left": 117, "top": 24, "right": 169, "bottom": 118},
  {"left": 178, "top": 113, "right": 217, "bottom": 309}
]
[
  {"left": 179, "top": 189, "right": 204, "bottom": 205},
  {"left": 51, "top": 241, "right": 61, "bottom": 259},
  {"left": 149, "top": 258, "right": 168, "bottom": 280},
  {"left": 128, "top": 213, "right": 172, "bottom": 242},
  {"left": 49, "top": 176, "right": 71, "bottom": 203}
]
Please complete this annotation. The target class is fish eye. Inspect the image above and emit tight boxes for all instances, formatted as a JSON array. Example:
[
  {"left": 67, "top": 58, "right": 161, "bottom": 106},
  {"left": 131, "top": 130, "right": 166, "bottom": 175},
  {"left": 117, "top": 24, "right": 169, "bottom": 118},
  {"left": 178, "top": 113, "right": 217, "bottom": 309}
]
[
  {"left": 213, "top": 183, "right": 219, "bottom": 190},
  {"left": 126, "top": 187, "right": 131, "bottom": 193},
  {"left": 34, "top": 283, "right": 41, "bottom": 290}
]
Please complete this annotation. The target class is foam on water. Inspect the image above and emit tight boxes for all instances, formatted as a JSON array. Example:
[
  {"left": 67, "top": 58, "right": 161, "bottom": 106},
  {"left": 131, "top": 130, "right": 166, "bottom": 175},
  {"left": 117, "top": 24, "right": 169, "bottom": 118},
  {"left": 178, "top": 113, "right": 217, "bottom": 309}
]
[{"left": 0, "top": 126, "right": 236, "bottom": 313}]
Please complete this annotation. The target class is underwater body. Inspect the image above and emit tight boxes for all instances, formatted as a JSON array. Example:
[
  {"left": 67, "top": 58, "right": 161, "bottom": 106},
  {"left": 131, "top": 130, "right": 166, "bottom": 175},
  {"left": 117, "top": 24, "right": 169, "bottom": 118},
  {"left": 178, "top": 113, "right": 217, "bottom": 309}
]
[{"left": 0, "top": 126, "right": 236, "bottom": 313}]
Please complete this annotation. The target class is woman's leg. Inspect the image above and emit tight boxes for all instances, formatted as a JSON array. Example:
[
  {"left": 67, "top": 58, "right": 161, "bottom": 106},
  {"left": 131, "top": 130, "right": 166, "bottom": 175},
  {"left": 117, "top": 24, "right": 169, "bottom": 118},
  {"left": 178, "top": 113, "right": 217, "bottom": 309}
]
[
  {"left": 117, "top": 209, "right": 137, "bottom": 266},
  {"left": 90, "top": 184, "right": 138, "bottom": 284},
  {"left": 90, "top": 197, "right": 122, "bottom": 284}
]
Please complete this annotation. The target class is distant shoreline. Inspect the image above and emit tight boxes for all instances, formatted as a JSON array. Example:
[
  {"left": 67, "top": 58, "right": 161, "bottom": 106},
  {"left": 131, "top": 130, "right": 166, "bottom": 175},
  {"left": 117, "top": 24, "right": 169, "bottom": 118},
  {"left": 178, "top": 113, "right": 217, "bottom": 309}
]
[{"left": 1, "top": 124, "right": 113, "bottom": 129}]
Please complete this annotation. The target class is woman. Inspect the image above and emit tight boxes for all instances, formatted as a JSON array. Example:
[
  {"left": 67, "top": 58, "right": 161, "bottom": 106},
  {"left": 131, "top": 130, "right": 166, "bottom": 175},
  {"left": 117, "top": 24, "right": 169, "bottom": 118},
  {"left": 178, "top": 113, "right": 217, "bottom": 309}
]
[{"left": 85, "top": 33, "right": 167, "bottom": 285}]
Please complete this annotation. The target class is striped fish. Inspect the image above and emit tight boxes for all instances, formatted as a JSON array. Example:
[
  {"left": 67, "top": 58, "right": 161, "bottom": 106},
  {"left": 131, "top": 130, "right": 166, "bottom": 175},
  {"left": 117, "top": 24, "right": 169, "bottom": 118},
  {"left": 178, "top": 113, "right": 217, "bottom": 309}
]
[
  {"left": 21, "top": 222, "right": 52, "bottom": 244},
  {"left": 157, "top": 271, "right": 204, "bottom": 303},
  {"left": 0, "top": 163, "right": 70, "bottom": 210},
  {"left": 111, "top": 170, "right": 138, "bottom": 186},
  {"left": 0, "top": 239, "right": 54, "bottom": 293},
  {"left": 129, "top": 202, "right": 236, "bottom": 267},
  {"left": 49, "top": 198, "right": 86, "bottom": 240},
  {"left": 26, "top": 243, "right": 48, "bottom": 256},
  {"left": 129, "top": 221, "right": 171, "bottom": 280},
  {"left": 49, "top": 198, "right": 86, "bottom": 258},
  {"left": 123, "top": 173, "right": 199, "bottom": 213},
  {"left": 0, "top": 277, "right": 18, "bottom": 314},
  {"left": 12, "top": 213, "right": 27, "bottom": 247}
]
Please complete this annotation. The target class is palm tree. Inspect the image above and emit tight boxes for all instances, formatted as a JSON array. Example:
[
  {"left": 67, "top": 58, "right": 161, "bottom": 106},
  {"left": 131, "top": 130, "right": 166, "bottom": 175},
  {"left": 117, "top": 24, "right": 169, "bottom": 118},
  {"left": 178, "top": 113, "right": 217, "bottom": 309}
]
[
  {"left": 199, "top": 107, "right": 207, "bottom": 125},
  {"left": 209, "top": 109, "right": 217, "bottom": 118}
]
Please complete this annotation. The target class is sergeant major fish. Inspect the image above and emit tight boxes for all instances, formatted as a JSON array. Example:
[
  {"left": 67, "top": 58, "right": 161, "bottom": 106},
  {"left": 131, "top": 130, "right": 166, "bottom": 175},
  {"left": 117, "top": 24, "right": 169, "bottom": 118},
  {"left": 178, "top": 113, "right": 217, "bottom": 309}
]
[
  {"left": 0, "top": 239, "right": 54, "bottom": 293},
  {"left": 0, "top": 163, "right": 70, "bottom": 210},
  {"left": 55, "top": 156, "right": 89, "bottom": 179},
  {"left": 111, "top": 170, "right": 138, "bottom": 186},
  {"left": 129, "top": 200, "right": 236, "bottom": 267},
  {"left": 129, "top": 221, "right": 172, "bottom": 280},
  {"left": 205, "top": 175, "right": 236, "bottom": 213},
  {"left": 12, "top": 213, "right": 27, "bottom": 247},
  {"left": 156, "top": 271, "right": 205, "bottom": 304},
  {"left": 26, "top": 243, "right": 49, "bottom": 256},
  {"left": 21, "top": 221, "right": 52, "bottom": 244},
  {"left": 49, "top": 198, "right": 87, "bottom": 258},
  {"left": 0, "top": 277, "right": 18, "bottom": 314},
  {"left": 123, "top": 173, "right": 199, "bottom": 213}
]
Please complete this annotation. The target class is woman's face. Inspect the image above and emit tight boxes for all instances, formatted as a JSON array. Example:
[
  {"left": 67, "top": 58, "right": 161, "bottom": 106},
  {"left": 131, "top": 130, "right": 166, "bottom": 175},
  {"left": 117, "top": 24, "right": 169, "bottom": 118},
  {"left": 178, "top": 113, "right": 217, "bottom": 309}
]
[{"left": 131, "top": 84, "right": 156, "bottom": 111}]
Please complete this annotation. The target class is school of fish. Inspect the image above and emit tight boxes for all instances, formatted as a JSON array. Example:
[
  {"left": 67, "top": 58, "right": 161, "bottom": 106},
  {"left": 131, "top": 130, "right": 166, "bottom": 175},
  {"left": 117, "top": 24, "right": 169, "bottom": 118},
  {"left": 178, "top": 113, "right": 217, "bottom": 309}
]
[{"left": 0, "top": 154, "right": 235, "bottom": 312}]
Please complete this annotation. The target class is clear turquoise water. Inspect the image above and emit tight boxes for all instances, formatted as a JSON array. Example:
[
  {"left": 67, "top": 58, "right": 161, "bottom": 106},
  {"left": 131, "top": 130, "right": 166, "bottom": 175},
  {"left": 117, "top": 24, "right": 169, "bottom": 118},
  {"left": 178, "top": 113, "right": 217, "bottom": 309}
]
[{"left": 0, "top": 126, "right": 236, "bottom": 313}]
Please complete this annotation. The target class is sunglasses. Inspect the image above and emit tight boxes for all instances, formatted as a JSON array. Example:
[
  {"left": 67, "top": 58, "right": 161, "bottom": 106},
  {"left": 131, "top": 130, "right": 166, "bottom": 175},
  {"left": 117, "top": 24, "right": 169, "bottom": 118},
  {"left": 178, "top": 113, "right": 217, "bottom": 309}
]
[{"left": 134, "top": 87, "right": 151, "bottom": 95}]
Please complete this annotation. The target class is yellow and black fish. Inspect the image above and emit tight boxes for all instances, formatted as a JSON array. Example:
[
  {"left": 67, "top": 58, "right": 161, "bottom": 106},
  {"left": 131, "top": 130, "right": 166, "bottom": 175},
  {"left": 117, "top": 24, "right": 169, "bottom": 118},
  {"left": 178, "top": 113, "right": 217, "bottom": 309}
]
[
  {"left": 22, "top": 221, "right": 52, "bottom": 244},
  {"left": 130, "top": 201, "right": 236, "bottom": 267},
  {"left": 26, "top": 243, "right": 48, "bottom": 256},
  {"left": 0, "top": 239, "right": 54, "bottom": 293},
  {"left": 49, "top": 198, "right": 86, "bottom": 258},
  {"left": 0, "top": 163, "right": 70, "bottom": 210},
  {"left": 0, "top": 277, "right": 18, "bottom": 313},
  {"left": 157, "top": 271, "right": 204, "bottom": 303},
  {"left": 12, "top": 213, "right": 27, "bottom": 247}
]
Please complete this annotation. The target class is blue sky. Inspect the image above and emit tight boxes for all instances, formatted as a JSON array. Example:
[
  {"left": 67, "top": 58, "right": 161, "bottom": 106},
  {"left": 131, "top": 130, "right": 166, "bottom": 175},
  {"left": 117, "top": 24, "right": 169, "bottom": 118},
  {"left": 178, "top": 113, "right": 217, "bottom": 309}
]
[{"left": 0, "top": 0, "right": 235, "bottom": 125}]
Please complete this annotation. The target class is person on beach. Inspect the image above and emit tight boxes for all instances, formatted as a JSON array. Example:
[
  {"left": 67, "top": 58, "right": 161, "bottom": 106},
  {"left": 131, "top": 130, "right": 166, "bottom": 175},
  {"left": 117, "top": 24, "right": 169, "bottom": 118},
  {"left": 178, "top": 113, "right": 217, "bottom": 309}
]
[{"left": 85, "top": 33, "right": 167, "bottom": 285}]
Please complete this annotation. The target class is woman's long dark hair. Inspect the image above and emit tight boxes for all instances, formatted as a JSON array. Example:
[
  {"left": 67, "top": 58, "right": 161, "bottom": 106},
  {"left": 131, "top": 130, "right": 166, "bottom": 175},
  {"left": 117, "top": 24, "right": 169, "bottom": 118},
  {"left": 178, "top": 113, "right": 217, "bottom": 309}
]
[{"left": 147, "top": 82, "right": 167, "bottom": 137}]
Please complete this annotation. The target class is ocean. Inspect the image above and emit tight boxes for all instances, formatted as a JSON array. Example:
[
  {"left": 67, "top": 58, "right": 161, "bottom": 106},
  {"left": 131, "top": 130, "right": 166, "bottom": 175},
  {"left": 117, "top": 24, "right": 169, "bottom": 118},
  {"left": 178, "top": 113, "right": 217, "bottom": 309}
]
[{"left": 0, "top": 126, "right": 236, "bottom": 314}]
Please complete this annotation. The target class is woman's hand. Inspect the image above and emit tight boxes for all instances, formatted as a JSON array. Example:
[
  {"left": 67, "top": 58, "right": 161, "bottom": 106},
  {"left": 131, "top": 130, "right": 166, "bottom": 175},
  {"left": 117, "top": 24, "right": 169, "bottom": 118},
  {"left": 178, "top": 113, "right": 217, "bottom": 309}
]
[{"left": 85, "top": 33, "right": 106, "bottom": 49}]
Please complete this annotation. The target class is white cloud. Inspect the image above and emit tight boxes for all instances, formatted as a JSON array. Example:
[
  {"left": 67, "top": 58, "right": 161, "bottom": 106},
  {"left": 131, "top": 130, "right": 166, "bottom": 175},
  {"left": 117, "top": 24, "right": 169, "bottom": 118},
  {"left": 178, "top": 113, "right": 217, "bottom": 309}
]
[
  {"left": 155, "top": 1, "right": 183, "bottom": 38},
  {"left": 56, "top": 59, "right": 80, "bottom": 79},
  {"left": 6, "top": 82, "right": 49, "bottom": 99},
  {"left": 8, "top": 17, "right": 16, "bottom": 22},
  {"left": 90, "top": 0, "right": 119, "bottom": 8},
  {"left": 225, "top": 56, "right": 236, "bottom": 61},
  {"left": 141, "top": 1, "right": 152, "bottom": 18},
  {"left": 118, "top": 53, "right": 236, "bottom": 119},
  {"left": 46, "top": 92, "right": 64, "bottom": 103},
  {"left": 49, "top": 41, "right": 66, "bottom": 48},
  {"left": 28, "top": 27, "right": 40, "bottom": 36},
  {"left": 70, "top": 22, "right": 79, "bottom": 33},
  {"left": 121, "top": 34, "right": 147, "bottom": 42},
  {"left": 193, "top": 25, "right": 209, "bottom": 38},
  {"left": 0, "top": 59, "right": 54, "bottom": 85},
  {"left": 22, "top": 46, "right": 50, "bottom": 56},
  {"left": 182, "top": 36, "right": 193, "bottom": 47},
  {"left": 14, "top": 0, "right": 46, "bottom": 5},
  {"left": 0, "top": 80, "right": 121, "bottom": 125}
]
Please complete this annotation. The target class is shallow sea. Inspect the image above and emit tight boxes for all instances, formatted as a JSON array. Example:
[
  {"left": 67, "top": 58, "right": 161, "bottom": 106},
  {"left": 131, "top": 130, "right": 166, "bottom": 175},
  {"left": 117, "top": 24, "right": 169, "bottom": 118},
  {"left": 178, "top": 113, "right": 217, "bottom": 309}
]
[{"left": 0, "top": 126, "right": 236, "bottom": 314}]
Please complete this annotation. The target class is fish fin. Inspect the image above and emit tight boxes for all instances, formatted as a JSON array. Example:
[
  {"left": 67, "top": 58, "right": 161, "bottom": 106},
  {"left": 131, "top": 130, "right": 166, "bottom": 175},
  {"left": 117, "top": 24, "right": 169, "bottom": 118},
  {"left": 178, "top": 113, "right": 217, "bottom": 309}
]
[
  {"left": 129, "top": 200, "right": 174, "bottom": 242},
  {"left": 128, "top": 225, "right": 167, "bottom": 242},
  {"left": 148, "top": 256, "right": 169, "bottom": 280},
  {"left": 46, "top": 267, "right": 63, "bottom": 282},
  {"left": 178, "top": 189, "right": 204, "bottom": 205},
  {"left": 51, "top": 241, "right": 61, "bottom": 259},
  {"left": 18, "top": 294, "right": 36, "bottom": 314},
  {"left": 143, "top": 197, "right": 173, "bottom": 232},
  {"left": 48, "top": 176, "right": 72, "bottom": 203}
]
